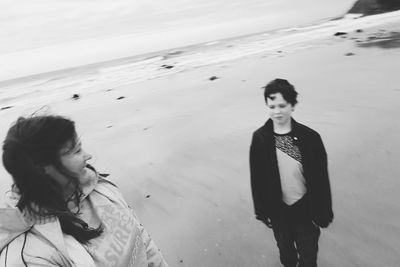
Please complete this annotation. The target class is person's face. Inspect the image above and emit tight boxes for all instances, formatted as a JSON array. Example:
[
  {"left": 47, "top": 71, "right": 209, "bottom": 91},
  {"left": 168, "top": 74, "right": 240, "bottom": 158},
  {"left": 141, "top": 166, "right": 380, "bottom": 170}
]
[
  {"left": 266, "top": 92, "right": 294, "bottom": 127},
  {"left": 59, "top": 138, "right": 92, "bottom": 179},
  {"left": 45, "top": 137, "right": 92, "bottom": 190}
]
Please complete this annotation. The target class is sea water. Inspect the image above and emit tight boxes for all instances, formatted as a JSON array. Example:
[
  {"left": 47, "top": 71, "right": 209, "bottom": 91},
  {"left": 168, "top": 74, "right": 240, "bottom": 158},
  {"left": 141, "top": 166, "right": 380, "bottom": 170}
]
[{"left": 0, "top": 0, "right": 355, "bottom": 82}]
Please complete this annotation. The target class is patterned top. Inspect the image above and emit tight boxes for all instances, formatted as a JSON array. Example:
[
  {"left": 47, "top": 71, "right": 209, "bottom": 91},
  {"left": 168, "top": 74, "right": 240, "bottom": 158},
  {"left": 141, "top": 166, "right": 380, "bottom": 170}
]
[
  {"left": 274, "top": 134, "right": 302, "bottom": 163},
  {"left": 274, "top": 132, "right": 306, "bottom": 205}
]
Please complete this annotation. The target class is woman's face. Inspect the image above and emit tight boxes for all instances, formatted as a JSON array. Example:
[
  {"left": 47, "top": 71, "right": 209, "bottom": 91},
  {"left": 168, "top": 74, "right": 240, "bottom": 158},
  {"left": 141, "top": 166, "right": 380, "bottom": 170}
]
[
  {"left": 45, "top": 137, "right": 92, "bottom": 191},
  {"left": 59, "top": 138, "right": 92, "bottom": 179}
]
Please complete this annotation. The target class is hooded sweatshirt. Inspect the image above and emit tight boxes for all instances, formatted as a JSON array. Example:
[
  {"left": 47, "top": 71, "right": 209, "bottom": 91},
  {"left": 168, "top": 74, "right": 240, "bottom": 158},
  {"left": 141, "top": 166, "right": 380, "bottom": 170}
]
[{"left": 0, "top": 170, "right": 169, "bottom": 267}]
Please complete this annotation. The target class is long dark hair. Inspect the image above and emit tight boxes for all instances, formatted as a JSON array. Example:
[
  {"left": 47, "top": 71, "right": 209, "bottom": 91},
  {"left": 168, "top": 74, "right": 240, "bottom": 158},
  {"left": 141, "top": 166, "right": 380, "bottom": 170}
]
[{"left": 2, "top": 115, "right": 103, "bottom": 244}]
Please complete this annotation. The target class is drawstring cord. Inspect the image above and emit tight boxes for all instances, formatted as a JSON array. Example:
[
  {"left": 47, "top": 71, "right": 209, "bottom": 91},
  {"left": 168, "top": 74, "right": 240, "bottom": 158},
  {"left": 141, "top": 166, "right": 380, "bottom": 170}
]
[
  {"left": 21, "top": 231, "right": 29, "bottom": 267},
  {"left": 4, "top": 245, "right": 9, "bottom": 267},
  {"left": 3, "top": 226, "right": 34, "bottom": 267}
]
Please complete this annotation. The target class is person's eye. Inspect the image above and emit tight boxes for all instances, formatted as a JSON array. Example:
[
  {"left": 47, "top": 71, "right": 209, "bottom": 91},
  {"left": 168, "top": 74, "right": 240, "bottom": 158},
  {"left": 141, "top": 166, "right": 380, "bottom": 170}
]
[
  {"left": 279, "top": 104, "right": 287, "bottom": 108},
  {"left": 75, "top": 148, "right": 82, "bottom": 154}
]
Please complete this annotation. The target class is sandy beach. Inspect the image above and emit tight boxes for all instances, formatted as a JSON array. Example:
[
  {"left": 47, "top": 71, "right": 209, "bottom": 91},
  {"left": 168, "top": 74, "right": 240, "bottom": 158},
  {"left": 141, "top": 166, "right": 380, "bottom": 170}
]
[{"left": 1, "top": 7, "right": 400, "bottom": 267}]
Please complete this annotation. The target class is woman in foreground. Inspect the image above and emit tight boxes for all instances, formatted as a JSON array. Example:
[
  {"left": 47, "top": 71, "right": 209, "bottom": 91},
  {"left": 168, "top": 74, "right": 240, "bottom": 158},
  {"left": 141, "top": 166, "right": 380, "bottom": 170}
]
[{"left": 0, "top": 115, "right": 169, "bottom": 266}]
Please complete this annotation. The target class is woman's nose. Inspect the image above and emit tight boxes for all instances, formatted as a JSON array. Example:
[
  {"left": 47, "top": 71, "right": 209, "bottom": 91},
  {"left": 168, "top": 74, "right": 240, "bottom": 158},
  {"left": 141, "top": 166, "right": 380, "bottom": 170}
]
[{"left": 83, "top": 150, "right": 92, "bottom": 161}]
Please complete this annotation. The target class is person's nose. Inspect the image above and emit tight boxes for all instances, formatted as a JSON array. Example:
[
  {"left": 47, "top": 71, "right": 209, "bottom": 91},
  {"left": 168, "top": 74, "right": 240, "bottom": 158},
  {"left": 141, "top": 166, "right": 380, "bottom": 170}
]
[
  {"left": 83, "top": 150, "right": 92, "bottom": 161},
  {"left": 273, "top": 108, "right": 281, "bottom": 114}
]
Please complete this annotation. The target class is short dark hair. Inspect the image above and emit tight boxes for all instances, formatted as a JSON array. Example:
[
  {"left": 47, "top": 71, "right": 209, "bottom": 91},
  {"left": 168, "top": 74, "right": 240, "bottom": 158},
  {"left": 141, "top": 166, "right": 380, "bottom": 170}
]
[{"left": 263, "top": 78, "right": 298, "bottom": 106}]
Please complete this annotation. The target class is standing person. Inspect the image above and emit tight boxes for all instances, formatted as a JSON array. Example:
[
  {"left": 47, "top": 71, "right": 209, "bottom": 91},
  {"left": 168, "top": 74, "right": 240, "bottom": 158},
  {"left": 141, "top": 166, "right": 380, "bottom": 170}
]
[
  {"left": 250, "top": 79, "right": 333, "bottom": 267},
  {"left": 0, "top": 115, "right": 169, "bottom": 267}
]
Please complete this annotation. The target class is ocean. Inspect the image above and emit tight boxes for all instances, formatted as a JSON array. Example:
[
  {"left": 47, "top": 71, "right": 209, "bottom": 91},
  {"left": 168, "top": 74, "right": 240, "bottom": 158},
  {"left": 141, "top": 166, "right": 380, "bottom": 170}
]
[{"left": 0, "top": 0, "right": 355, "bottom": 82}]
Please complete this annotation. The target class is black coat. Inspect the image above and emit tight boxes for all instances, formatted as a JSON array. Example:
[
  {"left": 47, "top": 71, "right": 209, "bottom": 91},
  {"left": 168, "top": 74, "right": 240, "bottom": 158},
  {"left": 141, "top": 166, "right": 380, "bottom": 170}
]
[{"left": 250, "top": 118, "right": 333, "bottom": 227}]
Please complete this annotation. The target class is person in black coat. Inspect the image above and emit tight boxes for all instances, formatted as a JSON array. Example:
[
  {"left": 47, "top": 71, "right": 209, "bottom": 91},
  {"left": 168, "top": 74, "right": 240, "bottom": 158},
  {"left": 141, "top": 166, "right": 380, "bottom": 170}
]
[{"left": 250, "top": 79, "right": 333, "bottom": 267}]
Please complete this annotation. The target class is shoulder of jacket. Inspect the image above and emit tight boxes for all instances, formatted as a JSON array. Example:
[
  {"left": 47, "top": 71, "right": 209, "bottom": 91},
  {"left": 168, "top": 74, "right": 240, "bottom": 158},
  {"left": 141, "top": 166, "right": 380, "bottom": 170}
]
[
  {"left": 1, "top": 230, "right": 64, "bottom": 266},
  {"left": 295, "top": 122, "right": 320, "bottom": 138},
  {"left": 253, "top": 123, "right": 272, "bottom": 138},
  {"left": 94, "top": 177, "right": 129, "bottom": 207}
]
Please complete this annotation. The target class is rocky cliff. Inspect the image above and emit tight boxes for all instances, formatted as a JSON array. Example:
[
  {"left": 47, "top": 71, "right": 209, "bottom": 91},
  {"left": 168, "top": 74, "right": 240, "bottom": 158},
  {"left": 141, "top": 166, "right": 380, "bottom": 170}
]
[{"left": 348, "top": 0, "right": 400, "bottom": 15}]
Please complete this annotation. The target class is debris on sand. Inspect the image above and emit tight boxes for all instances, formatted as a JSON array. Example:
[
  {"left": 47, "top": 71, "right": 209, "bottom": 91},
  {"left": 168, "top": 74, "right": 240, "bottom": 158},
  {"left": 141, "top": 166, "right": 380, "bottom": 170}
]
[
  {"left": 72, "top": 94, "right": 80, "bottom": 100},
  {"left": 345, "top": 52, "right": 355, "bottom": 56},
  {"left": 209, "top": 76, "right": 219, "bottom": 81},
  {"left": 1, "top": 106, "right": 13, "bottom": 111},
  {"left": 161, "top": 64, "right": 174, "bottom": 69},
  {"left": 356, "top": 31, "right": 400, "bottom": 49},
  {"left": 334, "top": 32, "right": 348, "bottom": 36},
  {"left": 116, "top": 96, "right": 125, "bottom": 100}
]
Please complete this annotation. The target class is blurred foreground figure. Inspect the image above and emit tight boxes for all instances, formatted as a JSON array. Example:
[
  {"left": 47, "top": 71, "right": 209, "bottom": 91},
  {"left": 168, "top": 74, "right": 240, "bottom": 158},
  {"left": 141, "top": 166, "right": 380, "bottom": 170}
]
[
  {"left": 250, "top": 79, "right": 333, "bottom": 267},
  {"left": 0, "top": 115, "right": 168, "bottom": 267}
]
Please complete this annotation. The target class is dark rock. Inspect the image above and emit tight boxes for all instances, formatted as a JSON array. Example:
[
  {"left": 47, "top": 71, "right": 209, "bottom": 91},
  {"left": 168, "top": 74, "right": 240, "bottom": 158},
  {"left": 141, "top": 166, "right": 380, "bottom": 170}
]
[
  {"left": 145, "top": 195, "right": 151, "bottom": 198},
  {"left": 161, "top": 64, "right": 174, "bottom": 69},
  {"left": 334, "top": 32, "right": 348, "bottom": 36},
  {"left": 72, "top": 94, "right": 80, "bottom": 100},
  {"left": 209, "top": 76, "right": 219, "bottom": 81},
  {"left": 356, "top": 29, "right": 363, "bottom": 33},
  {"left": 345, "top": 52, "right": 355, "bottom": 56},
  {"left": 1, "top": 106, "right": 13, "bottom": 110},
  {"left": 116, "top": 96, "right": 125, "bottom": 100},
  {"left": 348, "top": 0, "right": 400, "bottom": 16},
  {"left": 357, "top": 31, "right": 400, "bottom": 48}
]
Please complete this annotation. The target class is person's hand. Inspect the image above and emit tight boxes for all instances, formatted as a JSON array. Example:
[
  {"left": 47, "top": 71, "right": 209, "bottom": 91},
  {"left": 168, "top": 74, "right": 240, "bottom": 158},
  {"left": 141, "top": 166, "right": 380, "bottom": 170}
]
[
  {"left": 255, "top": 215, "right": 272, "bottom": 228},
  {"left": 263, "top": 217, "right": 273, "bottom": 228},
  {"left": 312, "top": 217, "right": 331, "bottom": 228}
]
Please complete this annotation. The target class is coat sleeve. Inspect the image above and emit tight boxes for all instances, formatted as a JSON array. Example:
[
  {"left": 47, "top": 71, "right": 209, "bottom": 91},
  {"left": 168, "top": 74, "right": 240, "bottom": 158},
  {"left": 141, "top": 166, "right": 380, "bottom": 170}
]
[
  {"left": 249, "top": 133, "right": 269, "bottom": 222},
  {"left": 136, "top": 221, "right": 169, "bottom": 267},
  {"left": 0, "top": 233, "right": 71, "bottom": 267},
  {"left": 312, "top": 134, "right": 334, "bottom": 228}
]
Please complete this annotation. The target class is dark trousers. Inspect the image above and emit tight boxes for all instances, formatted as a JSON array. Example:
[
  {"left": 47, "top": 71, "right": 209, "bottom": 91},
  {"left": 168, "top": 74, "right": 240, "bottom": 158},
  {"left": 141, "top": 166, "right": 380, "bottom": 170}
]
[
  {"left": 272, "top": 196, "right": 320, "bottom": 267},
  {"left": 273, "top": 221, "right": 320, "bottom": 267}
]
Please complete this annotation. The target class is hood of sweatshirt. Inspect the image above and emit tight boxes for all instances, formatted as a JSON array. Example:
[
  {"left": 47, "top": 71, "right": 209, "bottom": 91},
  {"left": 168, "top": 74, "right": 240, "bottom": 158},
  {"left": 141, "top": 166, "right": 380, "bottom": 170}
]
[
  {"left": 0, "top": 189, "right": 33, "bottom": 251},
  {"left": 0, "top": 167, "right": 99, "bottom": 252}
]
